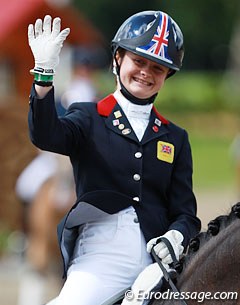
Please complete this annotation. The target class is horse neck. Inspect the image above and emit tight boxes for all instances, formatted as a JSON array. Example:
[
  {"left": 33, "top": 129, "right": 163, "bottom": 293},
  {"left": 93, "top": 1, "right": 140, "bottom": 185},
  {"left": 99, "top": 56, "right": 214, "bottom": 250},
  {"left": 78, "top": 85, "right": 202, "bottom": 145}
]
[{"left": 178, "top": 218, "right": 240, "bottom": 294}]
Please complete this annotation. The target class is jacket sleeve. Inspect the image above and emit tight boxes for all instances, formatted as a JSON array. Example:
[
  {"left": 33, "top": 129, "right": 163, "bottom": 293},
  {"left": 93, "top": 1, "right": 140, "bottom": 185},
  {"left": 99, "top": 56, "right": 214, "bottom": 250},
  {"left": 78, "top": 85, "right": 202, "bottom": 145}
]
[
  {"left": 168, "top": 130, "right": 201, "bottom": 247},
  {"left": 28, "top": 84, "right": 91, "bottom": 156}
]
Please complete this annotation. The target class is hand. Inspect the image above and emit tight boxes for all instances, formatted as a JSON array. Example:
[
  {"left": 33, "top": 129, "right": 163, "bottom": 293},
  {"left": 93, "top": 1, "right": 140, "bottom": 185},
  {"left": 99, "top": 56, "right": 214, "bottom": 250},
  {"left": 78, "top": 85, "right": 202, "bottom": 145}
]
[
  {"left": 28, "top": 15, "right": 70, "bottom": 75},
  {"left": 147, "top": 230, "right": 184, "bottom": 264}
]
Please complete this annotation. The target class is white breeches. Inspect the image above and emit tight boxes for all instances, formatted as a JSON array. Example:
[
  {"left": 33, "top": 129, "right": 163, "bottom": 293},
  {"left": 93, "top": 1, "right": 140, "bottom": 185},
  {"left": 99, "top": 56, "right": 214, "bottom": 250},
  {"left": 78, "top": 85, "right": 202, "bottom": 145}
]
[{"left": 46, "top": 207, "right": 152, "bottom": 305}]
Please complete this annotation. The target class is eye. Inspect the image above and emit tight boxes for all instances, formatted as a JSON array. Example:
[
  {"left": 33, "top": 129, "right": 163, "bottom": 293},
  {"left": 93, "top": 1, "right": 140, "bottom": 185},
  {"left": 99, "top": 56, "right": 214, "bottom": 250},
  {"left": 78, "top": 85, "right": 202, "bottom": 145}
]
[
  {"left": 133, "top": 57, "right": 145, "bottom": 66},
  {"left": 153, "top": 65, "right": 164, "bottom": 73},
  {"left": 153, "top": 65, "right": 169, "bottom": 75}
]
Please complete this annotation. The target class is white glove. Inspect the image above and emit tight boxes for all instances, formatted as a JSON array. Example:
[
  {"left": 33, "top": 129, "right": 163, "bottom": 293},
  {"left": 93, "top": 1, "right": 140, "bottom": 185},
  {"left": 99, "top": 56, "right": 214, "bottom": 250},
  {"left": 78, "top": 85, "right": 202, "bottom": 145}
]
[
  {"left": 28, "top": 15, "right": 70, "bottom": 75},
  {"left": 121, "top": 262, "right": 167, "bottom": 305},
  {"left": 147, "top": 230, "right": 184, "bottom": 264}
]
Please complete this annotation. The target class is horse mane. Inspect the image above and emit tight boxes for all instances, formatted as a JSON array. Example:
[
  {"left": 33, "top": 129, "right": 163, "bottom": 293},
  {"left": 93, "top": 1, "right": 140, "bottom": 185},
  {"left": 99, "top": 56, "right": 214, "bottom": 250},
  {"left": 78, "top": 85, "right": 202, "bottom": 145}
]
[{"left": 177, "top": 202, "right": 240, "bottom": 276}]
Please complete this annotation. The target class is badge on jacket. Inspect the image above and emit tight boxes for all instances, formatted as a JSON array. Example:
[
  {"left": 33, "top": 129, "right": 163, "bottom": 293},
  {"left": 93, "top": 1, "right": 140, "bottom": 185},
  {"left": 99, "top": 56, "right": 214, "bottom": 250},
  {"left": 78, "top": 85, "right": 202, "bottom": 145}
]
[{"left": 157, "top": 141, "right": 174, "bottom": 163}]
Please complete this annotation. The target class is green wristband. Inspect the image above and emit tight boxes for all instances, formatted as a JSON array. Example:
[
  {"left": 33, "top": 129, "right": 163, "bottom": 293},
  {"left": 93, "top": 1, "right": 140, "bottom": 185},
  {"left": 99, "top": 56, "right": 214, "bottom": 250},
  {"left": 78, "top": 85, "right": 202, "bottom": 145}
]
[{"left": 34, "top": 73, "right": 53, "bottom": 82}]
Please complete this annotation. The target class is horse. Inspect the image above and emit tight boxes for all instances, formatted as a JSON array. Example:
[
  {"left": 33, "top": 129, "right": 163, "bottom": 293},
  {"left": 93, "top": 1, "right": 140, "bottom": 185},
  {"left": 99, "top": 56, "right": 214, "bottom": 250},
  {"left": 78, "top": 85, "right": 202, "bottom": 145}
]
[{"left": 150, "top": 202, "right": 240, "bottom": 305}]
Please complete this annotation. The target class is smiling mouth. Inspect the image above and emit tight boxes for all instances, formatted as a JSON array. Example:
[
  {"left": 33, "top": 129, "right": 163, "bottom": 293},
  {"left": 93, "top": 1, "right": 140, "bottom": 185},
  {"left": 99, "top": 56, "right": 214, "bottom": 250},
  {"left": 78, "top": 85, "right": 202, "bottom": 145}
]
[{"left": 133, "top": 77, "right": 152, "bottom": 86}]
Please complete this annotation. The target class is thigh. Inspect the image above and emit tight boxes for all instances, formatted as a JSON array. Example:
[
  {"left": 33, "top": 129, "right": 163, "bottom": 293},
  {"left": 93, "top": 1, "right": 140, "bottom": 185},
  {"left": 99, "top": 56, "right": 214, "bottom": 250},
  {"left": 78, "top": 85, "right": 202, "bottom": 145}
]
[
  {"left": 57, "top": 209, "right": 153, "bottom": 305},
  {"left": 69, "top": 209, "right": 152, "bottom": 289},
  {"left": 47, "top": 270, "right": 123, "bottom": 305}
]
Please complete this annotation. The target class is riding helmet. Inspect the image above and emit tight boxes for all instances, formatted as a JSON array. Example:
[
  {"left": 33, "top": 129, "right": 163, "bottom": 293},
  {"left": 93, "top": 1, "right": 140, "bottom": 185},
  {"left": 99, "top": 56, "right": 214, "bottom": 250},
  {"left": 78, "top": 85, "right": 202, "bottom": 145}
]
[{"left": 111, "top": 10, "right": 184, "bottom": 77}]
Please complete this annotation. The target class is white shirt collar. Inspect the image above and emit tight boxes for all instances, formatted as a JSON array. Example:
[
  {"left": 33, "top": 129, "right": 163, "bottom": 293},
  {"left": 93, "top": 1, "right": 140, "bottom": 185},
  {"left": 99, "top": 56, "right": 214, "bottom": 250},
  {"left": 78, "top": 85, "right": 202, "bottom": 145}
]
[{"left": 113, "top": 90, "right": 152, "bottom": 120}]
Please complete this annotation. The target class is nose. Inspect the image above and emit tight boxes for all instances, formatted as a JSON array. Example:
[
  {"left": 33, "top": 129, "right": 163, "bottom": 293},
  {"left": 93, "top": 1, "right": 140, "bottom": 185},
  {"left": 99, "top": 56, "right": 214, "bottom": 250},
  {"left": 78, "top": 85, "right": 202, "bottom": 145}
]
[{"left": 140, "top": 63, "right": 151, "bottom": 77}]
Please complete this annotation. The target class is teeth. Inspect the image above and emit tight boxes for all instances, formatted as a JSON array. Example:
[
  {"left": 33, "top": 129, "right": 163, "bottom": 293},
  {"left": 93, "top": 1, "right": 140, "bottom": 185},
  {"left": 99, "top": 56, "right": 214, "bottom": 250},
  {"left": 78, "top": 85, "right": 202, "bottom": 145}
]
[{"left": 134, "top": 77, "right": 151, "bottom": 86}]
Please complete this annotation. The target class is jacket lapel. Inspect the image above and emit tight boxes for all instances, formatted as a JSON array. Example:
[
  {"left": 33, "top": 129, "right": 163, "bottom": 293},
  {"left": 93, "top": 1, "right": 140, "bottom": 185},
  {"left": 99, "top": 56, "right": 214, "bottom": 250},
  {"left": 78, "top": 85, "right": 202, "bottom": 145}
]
[
  {"left": 97, "top": 94, "right": 139, "bottom": 142},
  {"left": 97, "top": 95, "right": 170, "bottom": 144}
]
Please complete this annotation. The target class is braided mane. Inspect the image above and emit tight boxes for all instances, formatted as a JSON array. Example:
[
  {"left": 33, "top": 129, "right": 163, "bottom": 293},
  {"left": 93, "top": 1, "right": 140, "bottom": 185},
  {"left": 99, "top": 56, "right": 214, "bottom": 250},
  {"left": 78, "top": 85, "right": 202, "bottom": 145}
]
[{"left": 181, "top": 202, "right": 240, "bottom": 268}]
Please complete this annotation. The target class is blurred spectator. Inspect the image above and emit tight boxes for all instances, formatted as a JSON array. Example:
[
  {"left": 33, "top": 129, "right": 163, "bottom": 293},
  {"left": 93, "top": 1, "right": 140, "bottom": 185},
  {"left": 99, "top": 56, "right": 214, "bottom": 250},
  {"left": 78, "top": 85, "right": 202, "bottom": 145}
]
[
  {"left": 15, "top": 150, "right": 59, "bottom": 205},
  {"left": 60, "top": 47, "right": 99, "bottom": 109}
]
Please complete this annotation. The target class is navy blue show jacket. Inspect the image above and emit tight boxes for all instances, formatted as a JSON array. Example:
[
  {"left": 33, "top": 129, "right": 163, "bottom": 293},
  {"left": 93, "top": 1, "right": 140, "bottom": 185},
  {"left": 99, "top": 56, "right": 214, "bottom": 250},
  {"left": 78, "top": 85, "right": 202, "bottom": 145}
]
[{"left": 28, "top": 85, "right": 201, "bottom": 276}]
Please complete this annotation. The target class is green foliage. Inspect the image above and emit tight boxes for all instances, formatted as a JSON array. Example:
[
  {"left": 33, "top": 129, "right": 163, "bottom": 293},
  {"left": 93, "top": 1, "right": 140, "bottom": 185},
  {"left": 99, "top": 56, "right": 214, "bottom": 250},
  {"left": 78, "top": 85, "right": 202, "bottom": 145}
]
[
  {"left": 155, "top": 72, "right": 225, "bottom": 112},
  {"left": 190, "top": 135, "right": 235, "bottom": 189}
]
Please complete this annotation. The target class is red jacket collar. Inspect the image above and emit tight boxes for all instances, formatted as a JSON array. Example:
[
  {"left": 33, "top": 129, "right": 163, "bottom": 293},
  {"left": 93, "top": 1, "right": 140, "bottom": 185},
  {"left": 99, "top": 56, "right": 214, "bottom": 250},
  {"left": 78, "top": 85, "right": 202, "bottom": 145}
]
[
  {"left": 97, "top": 94, "right": 117, "bottom": 117},
  {"left": 97, "top": 94, "right": 169, "bottom": 124}
]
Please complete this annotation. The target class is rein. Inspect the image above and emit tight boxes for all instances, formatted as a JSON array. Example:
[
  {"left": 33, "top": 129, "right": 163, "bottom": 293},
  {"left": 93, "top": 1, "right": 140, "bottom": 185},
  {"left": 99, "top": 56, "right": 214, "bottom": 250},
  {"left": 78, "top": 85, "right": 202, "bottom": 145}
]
[{"left": 151, "top": 237, "right": 187, "bottom": 305}]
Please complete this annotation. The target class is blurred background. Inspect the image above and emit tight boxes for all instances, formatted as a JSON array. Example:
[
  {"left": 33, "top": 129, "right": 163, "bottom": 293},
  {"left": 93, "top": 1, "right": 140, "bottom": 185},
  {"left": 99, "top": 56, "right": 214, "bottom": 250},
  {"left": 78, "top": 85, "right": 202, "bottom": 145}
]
[{"left": 0, "top": 0, "right": 240, "bottom": 304}]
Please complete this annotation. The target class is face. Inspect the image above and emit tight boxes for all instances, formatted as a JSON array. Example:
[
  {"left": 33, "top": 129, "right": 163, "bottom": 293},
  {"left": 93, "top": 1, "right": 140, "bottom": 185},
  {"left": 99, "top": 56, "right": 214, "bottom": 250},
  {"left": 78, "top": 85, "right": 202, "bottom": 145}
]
[{"left": 116, "top": 50, "right": 169, "bottom": 99}]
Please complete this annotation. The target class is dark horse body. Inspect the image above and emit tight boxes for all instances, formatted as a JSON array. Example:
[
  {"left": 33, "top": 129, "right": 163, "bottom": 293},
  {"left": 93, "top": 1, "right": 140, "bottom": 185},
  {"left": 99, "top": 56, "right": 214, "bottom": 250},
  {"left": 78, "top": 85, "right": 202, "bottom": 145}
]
[{"left": 152, "top": 203, "right": 240, "bottom": 305}]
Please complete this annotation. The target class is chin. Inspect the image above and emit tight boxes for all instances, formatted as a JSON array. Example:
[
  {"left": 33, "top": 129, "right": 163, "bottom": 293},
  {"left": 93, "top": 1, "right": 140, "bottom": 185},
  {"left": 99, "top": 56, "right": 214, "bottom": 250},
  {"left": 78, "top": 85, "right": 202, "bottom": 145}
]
[
  {"left": 135, "top": 93, "right": 151, "bottom": 100},
  {"left": 130, "top": 87, "right": 154, "bottom": 98},
  {"left": 129, "top": 90, "right": 149, "bottom": 99}
]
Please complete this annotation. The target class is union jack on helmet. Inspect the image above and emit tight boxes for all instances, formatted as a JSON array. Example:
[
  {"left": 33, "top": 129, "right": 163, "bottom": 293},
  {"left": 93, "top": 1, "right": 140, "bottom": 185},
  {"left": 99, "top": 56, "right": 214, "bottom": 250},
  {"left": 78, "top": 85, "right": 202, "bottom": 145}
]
[{"left": 111, "top": 11, "right": 184, "bottom": 77}]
